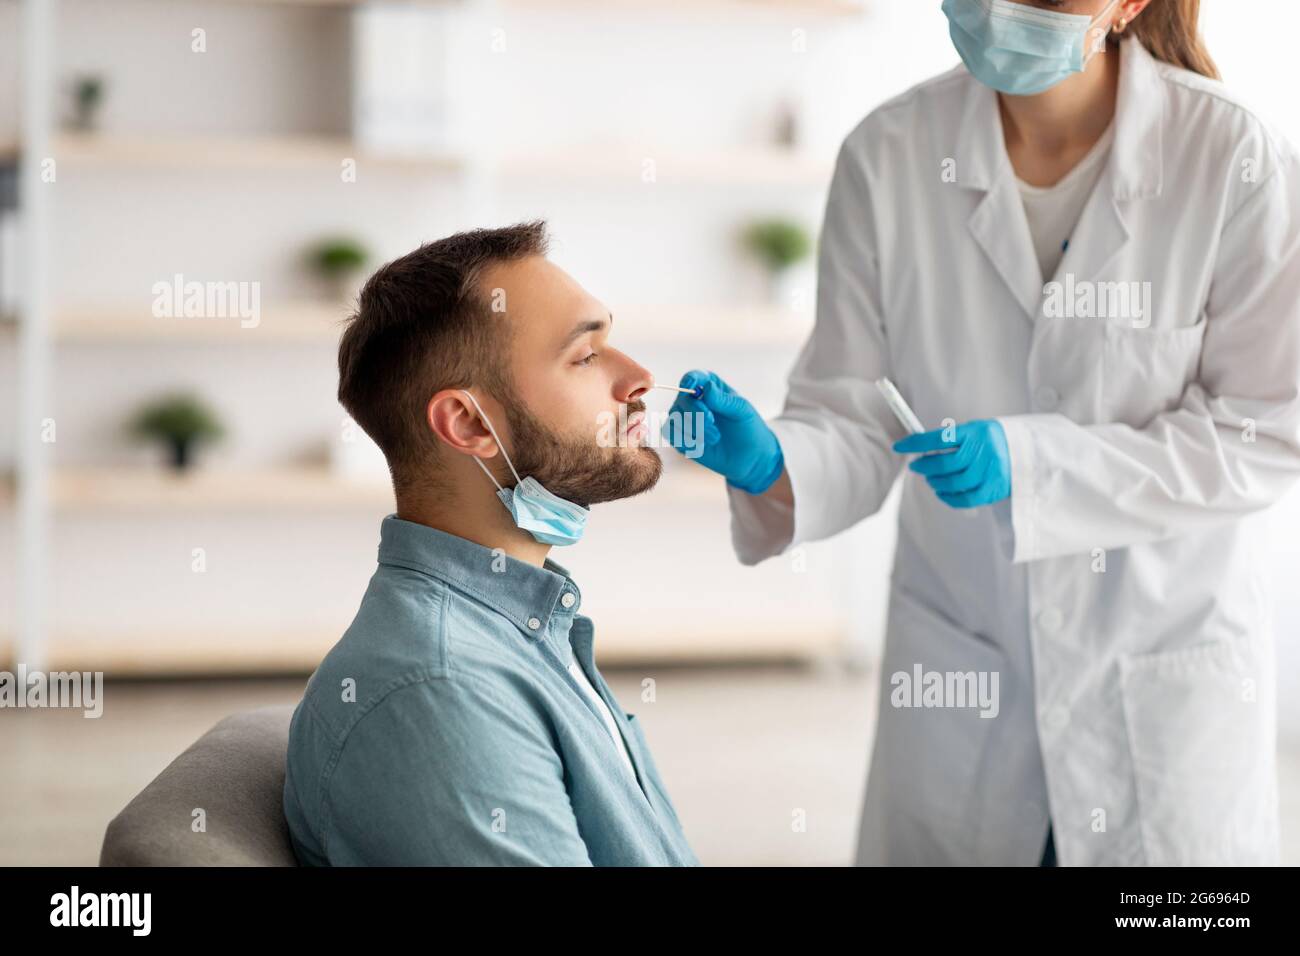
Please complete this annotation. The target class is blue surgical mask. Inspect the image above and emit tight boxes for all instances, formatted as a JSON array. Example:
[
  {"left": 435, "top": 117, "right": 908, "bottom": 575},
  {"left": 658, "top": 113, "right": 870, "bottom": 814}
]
[
  {"left": 942, "top": 0, "right": 1121, "bottom": 97},
  {"left": 459, "top": 389, "right": 590, "bottom": 547}
]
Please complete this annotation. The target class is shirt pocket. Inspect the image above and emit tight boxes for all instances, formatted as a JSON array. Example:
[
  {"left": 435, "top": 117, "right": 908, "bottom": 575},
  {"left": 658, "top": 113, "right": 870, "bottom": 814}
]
[
  {"left": 1118, "top": 635, "right": 1276, "bottom": 865},
  {"left": 1102, "top": 310, "right": 1207, "bottom": 427}
]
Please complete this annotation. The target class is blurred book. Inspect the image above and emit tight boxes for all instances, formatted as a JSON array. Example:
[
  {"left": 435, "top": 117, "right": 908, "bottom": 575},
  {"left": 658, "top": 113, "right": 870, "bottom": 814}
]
[{"left": 351, "top": 4, "right": 458, "bottom": 154}]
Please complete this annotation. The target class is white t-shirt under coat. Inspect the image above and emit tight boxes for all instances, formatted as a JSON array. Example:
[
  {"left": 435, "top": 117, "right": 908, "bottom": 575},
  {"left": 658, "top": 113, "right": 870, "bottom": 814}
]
[{"left": 1015, "top": 121, "right": 1116, "bottom": 282}]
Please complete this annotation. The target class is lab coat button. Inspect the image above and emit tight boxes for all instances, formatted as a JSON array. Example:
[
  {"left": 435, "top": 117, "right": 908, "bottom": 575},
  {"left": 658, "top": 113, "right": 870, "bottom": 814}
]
[
  {"left": 1038, "top": 607, "right": 1064, "bottom": 633},
  {"left": 1033, "top": 386, "right": 1059, "bottom": 411},
  {"left": 527, "top": 616, "right": 541, "bottom": 631},
  {"left": 561, "top": 592, "right": 576, "bottom": 609}
]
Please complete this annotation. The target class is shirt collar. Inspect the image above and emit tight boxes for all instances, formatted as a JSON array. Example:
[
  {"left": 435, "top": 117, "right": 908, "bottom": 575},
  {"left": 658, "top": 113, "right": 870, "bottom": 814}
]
[{"left": 376, "top": 514, "right": 583, "bottom": 640}]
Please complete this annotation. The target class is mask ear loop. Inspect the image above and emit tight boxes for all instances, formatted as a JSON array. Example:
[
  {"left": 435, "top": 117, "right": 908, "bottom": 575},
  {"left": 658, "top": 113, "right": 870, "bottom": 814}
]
[
  {"left": 1088, "top": 0, "right": 1124, "bottom": 57},
  {"left": 459, "top": 389, "right": 524, "bottom": 492}
]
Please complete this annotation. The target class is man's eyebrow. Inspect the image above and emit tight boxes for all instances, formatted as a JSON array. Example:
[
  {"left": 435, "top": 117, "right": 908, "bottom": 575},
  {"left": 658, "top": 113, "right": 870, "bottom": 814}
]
[{"left": 557, "top": 312, "right": 613, "bottom": 353}]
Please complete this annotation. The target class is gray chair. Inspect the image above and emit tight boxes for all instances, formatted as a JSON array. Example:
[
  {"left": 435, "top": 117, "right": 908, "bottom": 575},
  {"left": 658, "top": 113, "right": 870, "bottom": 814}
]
[{"left": 100, "top": 704, "right": 300, "bottom": 866}]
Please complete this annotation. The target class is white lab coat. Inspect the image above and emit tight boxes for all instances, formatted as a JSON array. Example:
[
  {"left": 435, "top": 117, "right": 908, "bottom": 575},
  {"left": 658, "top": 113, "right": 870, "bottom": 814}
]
[{"left": 728, "top": 37, "right": 1300, "bottom": 865}]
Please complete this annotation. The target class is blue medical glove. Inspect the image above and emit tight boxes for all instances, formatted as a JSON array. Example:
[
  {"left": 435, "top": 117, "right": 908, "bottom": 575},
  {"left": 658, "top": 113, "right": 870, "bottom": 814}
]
[
  {"left": 893, "top": 419, "right": 1011, "bottom": 509},
  {"left": 667, "top": 369, "right": 785, "bottom": 495}
]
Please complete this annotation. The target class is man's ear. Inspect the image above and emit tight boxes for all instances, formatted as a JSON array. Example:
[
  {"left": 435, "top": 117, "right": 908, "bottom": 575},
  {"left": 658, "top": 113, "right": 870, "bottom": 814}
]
[{"left": 427, "top": 389, "right": 499, "bottom": 460}]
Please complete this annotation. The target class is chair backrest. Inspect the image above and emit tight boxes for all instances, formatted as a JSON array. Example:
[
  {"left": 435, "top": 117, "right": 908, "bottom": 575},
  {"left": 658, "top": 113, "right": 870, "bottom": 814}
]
[{"left": 100, "top": 704, "right": 299, "bottom": 866}]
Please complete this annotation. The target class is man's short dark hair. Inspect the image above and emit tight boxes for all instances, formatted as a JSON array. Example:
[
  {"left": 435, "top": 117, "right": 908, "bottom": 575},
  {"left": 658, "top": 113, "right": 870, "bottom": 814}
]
[{"left": 337, "top": 220, "right": 549, "bottom": 496}]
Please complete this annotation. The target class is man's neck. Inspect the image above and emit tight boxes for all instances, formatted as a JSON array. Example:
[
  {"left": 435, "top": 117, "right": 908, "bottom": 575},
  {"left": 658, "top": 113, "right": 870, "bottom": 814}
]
[{"left": 396, "top": 491, "right": 553, "bottom": 569}]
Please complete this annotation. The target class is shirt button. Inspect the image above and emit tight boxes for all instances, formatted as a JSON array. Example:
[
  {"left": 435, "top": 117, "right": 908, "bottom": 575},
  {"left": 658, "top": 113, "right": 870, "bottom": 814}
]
[
  {"left": 560, "top": 592, "right": 576, "bottom": 609},
  {"left": 526, "top": 617, "right": 541, "bottom": 631},
  {"left": 1037, "top": 608, "right": 1064, "bottom": 634},
  {"left": 1033, "top": 385, "right": 1059, "bottom": 412}
]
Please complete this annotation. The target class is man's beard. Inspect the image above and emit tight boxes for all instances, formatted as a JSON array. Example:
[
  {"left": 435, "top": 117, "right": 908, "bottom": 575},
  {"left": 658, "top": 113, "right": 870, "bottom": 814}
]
[{"left": 502, "top": 398, "right": 663, "bottom": 509}]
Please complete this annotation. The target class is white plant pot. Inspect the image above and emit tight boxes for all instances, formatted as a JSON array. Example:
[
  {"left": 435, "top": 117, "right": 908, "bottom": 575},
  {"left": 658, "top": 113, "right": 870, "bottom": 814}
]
[{"left": 768, "top": 262, "right": 816, "bottom": 315}]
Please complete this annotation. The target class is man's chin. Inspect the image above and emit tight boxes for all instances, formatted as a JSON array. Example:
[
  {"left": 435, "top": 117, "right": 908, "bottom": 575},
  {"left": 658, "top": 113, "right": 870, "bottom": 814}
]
[
  {"left": 624, "top": 445, "right": 664, "bottom": 497},
  {"left": 562, "top": 446, "right": 662, "bottom": 507}
]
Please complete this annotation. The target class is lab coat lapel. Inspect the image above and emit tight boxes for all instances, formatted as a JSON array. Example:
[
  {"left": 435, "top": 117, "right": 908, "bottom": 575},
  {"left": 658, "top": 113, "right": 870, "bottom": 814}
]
[
  {"left": 956, "top": 38, "right": 1165, "bottom": 319},
  {"left": 1048, "top": 176, "right": 1129, "bottom": 288},
  {"left": 956, "top": 77, "right": 1045, "bottom": 322},
  {"left": 968, "top": 178, "right": 1045, "bottom": 321},
  {"left": 1051, "top": 38, "right": 1163, "bottom": 287}
]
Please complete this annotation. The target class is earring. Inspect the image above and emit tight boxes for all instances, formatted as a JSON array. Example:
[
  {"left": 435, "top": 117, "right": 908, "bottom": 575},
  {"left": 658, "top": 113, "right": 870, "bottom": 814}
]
[{"left": 1115, "top": 17, "right": 1128, "bottom": 33}]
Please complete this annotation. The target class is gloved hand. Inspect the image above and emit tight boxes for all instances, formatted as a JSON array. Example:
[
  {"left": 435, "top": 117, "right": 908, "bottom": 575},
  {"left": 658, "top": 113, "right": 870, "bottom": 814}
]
[
  {"left": 893, "top": 419, "right": 1011, "bottom": 509},
  {"left": 667, "top": 370, "right": 785, "bottom": 495}
]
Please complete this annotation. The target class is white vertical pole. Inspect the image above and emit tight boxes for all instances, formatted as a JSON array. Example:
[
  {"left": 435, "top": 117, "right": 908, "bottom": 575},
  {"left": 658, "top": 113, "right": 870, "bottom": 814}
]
[
  {"left": 17, "top": 0, "right": 55, "bottom": 672},
  {"left": 456, "top": 0, "right": 499, "bottom": 230}
]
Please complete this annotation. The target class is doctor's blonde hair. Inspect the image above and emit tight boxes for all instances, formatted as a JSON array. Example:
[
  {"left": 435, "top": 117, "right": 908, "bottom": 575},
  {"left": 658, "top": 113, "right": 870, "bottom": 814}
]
[{"left": 1120, "top": 0, "right": 1219, "bottom": 80}]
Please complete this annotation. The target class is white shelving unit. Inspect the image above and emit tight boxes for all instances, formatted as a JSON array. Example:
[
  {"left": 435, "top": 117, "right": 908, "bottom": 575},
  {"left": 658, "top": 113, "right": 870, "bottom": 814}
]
[
  {"left": 51, "top": 131, "right": 467, "bottom": 171},
  {"left": 0, "top": 459, "right": 728, "bottom": 512},
  {"left": 28, "top": 301, "right": 811, "bottom": 345},
  {"left": 4, "top": 0, "right": 873, "bottom": 676},
  {"left": 14, "top": 0, "right": 54, "bottom": 674}
]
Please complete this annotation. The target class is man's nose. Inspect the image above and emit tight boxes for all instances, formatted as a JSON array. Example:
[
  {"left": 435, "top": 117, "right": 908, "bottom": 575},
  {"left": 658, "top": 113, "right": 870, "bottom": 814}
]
[{"left": 613, "top": 350, "right": 654, "bottom": 404}]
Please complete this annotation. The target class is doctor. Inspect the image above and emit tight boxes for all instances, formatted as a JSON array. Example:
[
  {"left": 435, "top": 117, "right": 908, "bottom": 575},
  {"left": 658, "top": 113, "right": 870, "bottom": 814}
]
[{"left": 670, "top": 0, "right": 1300, "bottom": 865}]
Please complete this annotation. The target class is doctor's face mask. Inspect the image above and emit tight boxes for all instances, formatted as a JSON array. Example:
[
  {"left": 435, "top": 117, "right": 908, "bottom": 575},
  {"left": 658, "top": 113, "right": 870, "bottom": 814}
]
[{"left": 942, "top": 0, "right": 1123, "bottom": 97}]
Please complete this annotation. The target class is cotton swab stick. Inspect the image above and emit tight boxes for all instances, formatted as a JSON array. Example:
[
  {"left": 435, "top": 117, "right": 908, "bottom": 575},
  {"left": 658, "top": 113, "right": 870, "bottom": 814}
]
[{"left": 652, "top": 383, "right": 704, "bottom": 397}]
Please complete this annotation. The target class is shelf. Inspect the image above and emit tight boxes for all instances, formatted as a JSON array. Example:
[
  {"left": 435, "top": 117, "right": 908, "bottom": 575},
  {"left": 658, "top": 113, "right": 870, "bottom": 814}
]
[
  {"left": 499, "top": 144, "right": 832, "bottom": 187},
  {"left": 524, "top": 0, "right": 865, "bottom": 12},
  {"left": 0, "top": 619, "right": 842, "bottom": 676},
  {"left": 23, "top": 302, "right": 812, "bottom": 347},
  {"left": 38, "top": 134, "right": 828, "bottom": 188},
  {"left": 50, "top": 132, "right": 465, "bottom": 172},
  {"left": 51, "top": 301, "right": 351, "bottom": 345},
  {"left": 226, "top": 0, "right": 866, "bottom": 14},
  {"left": 2, "top": 133, "right": 830, "bottom": 187},
  {"left": 0, "top": 461, "right": 726, "bottom": 512},
  {"left": 48, "top": 466, "right": 395, "bottom": 512}
]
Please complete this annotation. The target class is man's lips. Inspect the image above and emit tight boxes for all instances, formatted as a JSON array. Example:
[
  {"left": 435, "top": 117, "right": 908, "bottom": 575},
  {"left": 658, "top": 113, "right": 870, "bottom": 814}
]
[{"left": 626, "top": 409, "right": 648, "bottom": 443}]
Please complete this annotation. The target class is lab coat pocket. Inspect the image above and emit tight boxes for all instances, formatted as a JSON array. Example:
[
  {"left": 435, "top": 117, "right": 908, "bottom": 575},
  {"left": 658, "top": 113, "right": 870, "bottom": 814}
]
[
  {"left": 874, "top": 587, "right": 1005, "bottom": 842},
  {"left": 1118, "top": 635, "right": 1276, "bottom": 865},
  {"left": 1103, "top": 312, "right": 1207, "bottom": 427}
]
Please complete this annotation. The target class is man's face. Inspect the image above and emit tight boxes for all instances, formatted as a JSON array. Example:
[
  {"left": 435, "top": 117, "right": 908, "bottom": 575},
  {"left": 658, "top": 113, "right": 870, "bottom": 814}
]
[{"left": 481, "top": 255, "right": 662, "bottom": 509}]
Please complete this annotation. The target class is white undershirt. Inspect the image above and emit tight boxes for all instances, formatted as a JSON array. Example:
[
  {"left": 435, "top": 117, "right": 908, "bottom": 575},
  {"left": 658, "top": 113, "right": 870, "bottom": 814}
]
[
  {"left": 1015, "top": 121, "right": 1116, "bottom": 282},
  {"left": 567, "top": 660, "right": 638, "bottom": 780}
]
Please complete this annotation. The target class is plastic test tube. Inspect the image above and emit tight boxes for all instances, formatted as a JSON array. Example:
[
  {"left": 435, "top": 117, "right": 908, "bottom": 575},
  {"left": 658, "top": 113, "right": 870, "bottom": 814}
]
[{"left": 874, "top": 377, "right": 925, "bottom": 435}]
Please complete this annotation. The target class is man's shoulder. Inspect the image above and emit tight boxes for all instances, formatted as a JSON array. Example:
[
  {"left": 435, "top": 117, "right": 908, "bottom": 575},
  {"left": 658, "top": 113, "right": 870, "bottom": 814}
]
[
  {"left": 283, "top": 664, "right": 557, "bottom": 866},
  {"left": 291, "top": 564, "right": 547, "bottom": 754}
]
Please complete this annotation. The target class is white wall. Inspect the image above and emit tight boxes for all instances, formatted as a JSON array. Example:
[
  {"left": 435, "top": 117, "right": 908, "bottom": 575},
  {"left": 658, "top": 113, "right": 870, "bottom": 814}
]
[
  {"left": 3, "top": 1, "right": 1300, "bottom": 705},
  {"left": 1198, "top": 0, "right": 1300, "bottom": 739},
  {"left": 0, "top": 0, "right": 920, "bottom": 665}
]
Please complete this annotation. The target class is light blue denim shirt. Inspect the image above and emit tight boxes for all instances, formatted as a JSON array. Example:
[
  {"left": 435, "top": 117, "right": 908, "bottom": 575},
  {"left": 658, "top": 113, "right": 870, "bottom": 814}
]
[{"left": 284, "top": 515, "right": 699, "bottom": 866}]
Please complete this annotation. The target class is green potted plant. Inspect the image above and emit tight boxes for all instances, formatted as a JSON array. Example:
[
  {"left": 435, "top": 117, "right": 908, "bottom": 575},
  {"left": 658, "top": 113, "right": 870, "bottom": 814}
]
[
  {"left": 70, "top": 75, "right": 105, "bottom": 132},
  {"left": 741, "top": 218, "right": 813, "bottom": 308},
  {"left": 307, "top": 237, "right": 370, "bottom": 302},
  {"left": 129, "top": 393, "right": 225, "bottom": 471}
]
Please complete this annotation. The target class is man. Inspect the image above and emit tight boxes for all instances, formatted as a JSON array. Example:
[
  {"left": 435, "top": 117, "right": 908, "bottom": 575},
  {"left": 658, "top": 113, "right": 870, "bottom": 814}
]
[{"left": 283, "top": 221, "right": 698, "bottom": 866}]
